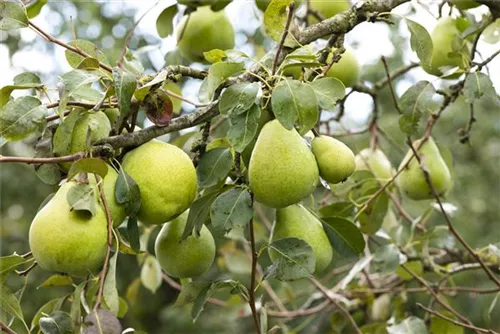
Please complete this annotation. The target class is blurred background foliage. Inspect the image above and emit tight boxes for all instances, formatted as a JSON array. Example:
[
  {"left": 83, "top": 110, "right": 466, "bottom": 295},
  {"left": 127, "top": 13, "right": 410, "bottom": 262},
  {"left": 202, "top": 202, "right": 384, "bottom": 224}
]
[{"left": 0, "top": 1, "right": 499, "bottom": 333}]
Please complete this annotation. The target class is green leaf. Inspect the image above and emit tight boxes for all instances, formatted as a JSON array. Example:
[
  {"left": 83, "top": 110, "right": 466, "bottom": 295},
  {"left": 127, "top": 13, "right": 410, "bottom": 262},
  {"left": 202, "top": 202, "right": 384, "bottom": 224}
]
[
  {"left": 311, "top": 77, "right": 346, "bottom": 111},
  {"left": 140, "top": 255, "right": 162, "bottom": 294},
  {"left": 219, "top": 82, "right": 259, "bottom": 115},
  {"left": 322, "top": 217, "right": 365, "bottom": 257},
  {"left": 227, "top": 104, "right": 261, "bottom": 152},
  {"left": 203, "top": 49, "right": 227, "bottom": 63},
  {"left": 52, "top": 109, "right": 83, "bottom": 156},
  {"left": 0, "top": 2, "right": 28, "bottom": 30},
  {"left": 58, "top": 70, "right": 102, "bottom": 115},
  {"left": 126, "top": 217, "right": 140, "bottom": 252},
  {"left": 39, "top": 311, "right": 73, "bottom": 334},
  {"left": 182, "top": 189, "right": 223, "bottom": 239},
  {"left": 0, "top": 96, "right": 47, "bottom": 141},
  {"left": 67, "top": 158, "right": 109, "bottom": 181},
  {"left": 271, "top": 79, "right": 318, "bottom": 135},
  {"left": 319, "top": 202, "right": 354, "bottom": 219},
  {"left": 113, "top": 67, "right": 137, "bottom": 116},
  {"left": 134, "top": 70, "right": 168, "bottom": 101},
  {"left": 483, "top": 19, "right": 500, "bottom": 44},
  {"left": 66, "top": 183, "right": 97, "bottom": 217},
  {"left": 405, "top": 19, "right": 433, "bottom": 69},
  {"left": 265, "top": 237, "right": 315, "bottom": 281},
  {"left": 388, "top": 316, "right": 428, "bottom": 334},
  {"left": 396, "top": 261, "right": 423, "bottom": 281},
  {"left": 70, "top": 283, "right": 84, "bottom": 331},
  {"left": 210, "top": 187, "right": 253, "bottom": 232},
  {"left": 115, "top": 168, "right": 141, "bottom": 217},
  {"left": 197, "top": 148, "right": 233, "bottom": 188},
  {"left": 0, "top": 254, "right": 30, "bottom": 276},
  {"left": 488, "top": 292, "right": 500, "bottom": 320},
  {"left": 38, "top": 275, "right": 73, "bottom": 289},
  {"left": 0, "top": 72, "right": 43, "bottom": 107},
  {"left": 65, "top": 40, "right": 109, "bottom": 70},
  {"left": 103, "top": 251, "right": 119, "bottom": 315},
  {"left": 359, "top": 192, "right": 389, "bottom": 235},
  {"left": 0, "top": 284, "right": 24, "bottom": 321},
  {"left": 430, "top": 311, "right": 464, "bottom": 334},
  {"left": 76, "top": 57, "right": 100, "bottom": 70},
  {"left": 31, "top": 299, "right": 60, "bottom": 331},
  {"left": 174, "top": 282, "right": 206, "bottom": 308},
  {"left": 83, "top": 309, "right": 122, "bottom": 334},
  {"left": 398, "top": 81, "right": 438, "bottom": 135},
  {"left": 117, "top": 297, "right": 128, "bottom": 318},
  {"left": 199, "top": 62, "right": 244, "bottom": 102},
  {"left": 372, "top": 244, "right": 401, "bottom": 275},
  {"left": 156, "top": 5, "right": 177, "bottom": 38},
  {"left": 463, "top": 72, "right": 498, "bottom": 104},
  {"left": 26, "top": 0, "right": 47, "bottom": 18},
  {"left": 264, "top": 0, "right": 298, "bottom": 47}
]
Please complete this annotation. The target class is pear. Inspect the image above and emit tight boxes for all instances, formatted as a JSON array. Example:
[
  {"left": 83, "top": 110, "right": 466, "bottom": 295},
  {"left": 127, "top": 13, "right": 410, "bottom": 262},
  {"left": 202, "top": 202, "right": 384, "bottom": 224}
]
[
  {"left": 397, "top": 137, "right": 452, "bottom": 200},
  {"left": 155, "top": 212, "right": 215, "bottom": 278},
  {"left": 122, "top": 140, "right": 197, "bottom": 225},
  {"left": 423, "top": 18, "right": 471, "bottom": 78},
  {"left": 312, "top": 135, "right": 355, "bottom": 184},
  {"left": 29, "top": 182, "right": 107, "bottom": 277},
  {"left": 309, "top": 0, "right": 350, "bottom": 23},
  {"left": 248, "top": 120, "right": 319, "bottom": 208},
  {"left": 176, "top": 6, "right": 235, "bottom": 63},
  {"left": 325, "top": 46, "right": 360, "bottom": 88},
  {"left": 60, "top": 111, "right": 111, "bottom": 171},
  {"left": 355, "top": 148, "right": 394, "bottom": 184},
  {"left": 270, "top": 204, "right": 333, "bottom": 273},
  {"left": 450, "top": 0, "right": 480, "bottom": 10}
]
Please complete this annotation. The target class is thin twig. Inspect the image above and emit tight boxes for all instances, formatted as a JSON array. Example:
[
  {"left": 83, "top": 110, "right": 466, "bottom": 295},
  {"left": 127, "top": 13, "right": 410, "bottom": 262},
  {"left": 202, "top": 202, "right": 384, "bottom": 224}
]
[
  {"left": 15, "top": 262, "right": 37, "bottom": 276},
  {"left": 248, "top": 194, "right": 261, "bottom": 334},
  {"left": 162, "top": 273, "right": 227, "bottom": 307},
  {"left": 272, "top": 2, "right": 295, "bottom": 75},
  {"left": 0, "top": 321, "right": 16, "bottom": 334},
  {"left": 0, "top": 152, "right": 84, "bottom": 164},
  {"left": 381, "top": 56, "right": 402, "bottom": 114},
  {"left": 163, "top": 89, "right": 208, "bottom": 108}
]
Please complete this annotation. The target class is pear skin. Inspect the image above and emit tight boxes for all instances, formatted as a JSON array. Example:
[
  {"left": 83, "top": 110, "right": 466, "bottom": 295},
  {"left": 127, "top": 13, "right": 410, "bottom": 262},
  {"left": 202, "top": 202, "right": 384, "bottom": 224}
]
[
  {"left": 248, "top": 120, "right": 319, "bottom": 208},
  {"left": 29, "top": 182, "right": 107, "bottom": 277},
  {"left": 397, "top": 137, "right": 452, "bottom": 200},
  {"left": 176, "top": 6, "right": 235, "bottom": 63},
  {"left": 155, "top": 212, "right": 215, "bottom": 278},
  {"left": 312, "top": 135, "right": 355, "bottom": 184},
  {"left": 122, "top": 140, "right": 197, "bottom": 225},
  {"left": 270, "top": 204, "right": 333, "bottom": 273},
  {"left": 355, "top": 148, "right": 395, "bottom": 184}
]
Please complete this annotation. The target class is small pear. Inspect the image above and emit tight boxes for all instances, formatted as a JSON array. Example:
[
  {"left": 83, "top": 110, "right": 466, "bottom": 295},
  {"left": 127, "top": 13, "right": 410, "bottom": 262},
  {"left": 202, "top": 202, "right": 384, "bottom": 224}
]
[
  {"left": 309, "top": 0, "right": 350, "bottom": 23},
  {"left": 122, "top": 140, "right": 197, "bottom": 225},
  {"left": 29, "top": 182, "right": 107, "bottom": 277},
  {"left": 312, "top": 135, "right": 355, "bottom": 184},
  {"left": 355, "top": 148, "right": 394, "bottom": 184},
  {"left": 155, "top": 212, "right": 215, "bottom": 278},
  {"left": 397, "top": 137, "right": 452, "bottom": 200},
  {"left": 176, "top": 6, "right": 235, "bottom": 63},
  {"left": 270, "top": 204, "right": 333, "bottom": 273},
  {"left": 325, "top": 46, "right": 360, "bottom": 88},
  {"left": 248, "top": 120, "right": 319, "bottom": 208}
]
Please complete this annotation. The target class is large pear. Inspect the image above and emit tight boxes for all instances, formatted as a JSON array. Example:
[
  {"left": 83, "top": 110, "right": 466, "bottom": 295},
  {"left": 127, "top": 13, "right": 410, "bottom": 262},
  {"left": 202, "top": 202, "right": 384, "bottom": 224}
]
[
  {"left": 29, "top": 182, "right": 107, "bottom": 277},
  {"left": 355, "top": 148, "right": 394, "bottom": 184},
  {"left": 397, "top": 137, "right": 452, "bottom": 200},
  {"left": 270, "top": 204, "right": 333, "bottom": 273},
  {"left": 325, "top": 46, "right": 360, "bottom": 88},
  {"left": 122, "top": 140, "right": 197, "bottom": 225},
  {"left": 176, "top": 6, "right": 235, "bottom": 63},
  {"left": 155, "top": 211, "right": 215, "bottom": 278},
  {"left": 309, "top": 0, "right": 350, "bottom": 23},
  {"left": 248, "top": 120, "right": 319, "bottom": 208},
  {"left": 423, "top": 18, "right": 471, "bottom": 78},
  {"left": 312, "top": 135, "right": 355, "bottom": 184}
]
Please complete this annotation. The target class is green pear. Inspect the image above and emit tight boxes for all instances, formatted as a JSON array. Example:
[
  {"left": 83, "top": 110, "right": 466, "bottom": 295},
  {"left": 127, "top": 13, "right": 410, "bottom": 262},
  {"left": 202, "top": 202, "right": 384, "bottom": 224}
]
[
  {"left": 29, "top": 182, "right": 107, "bottom": 277},
  {"left": 270, "top": 204, "right": 333, "bottom": 273},
  {"left": 325, "top": 46, "right": 360, "bottom": 88},
  {"left": 248, "top": 120, "right": 319, "bottom": 208},
  {"left": 88, "top": 165, "right": 127, "bottom": 227},
  {"left": 60, "top": 111, "right": 111, "bottom": 171},
  {"left": 309, "top": 0, "right": 350, "bottom": 23},
  {"left": 450, "top": 0, "right": 480, "bottom": 10},
  {"left": 397, "top": 137, "right": 452, "bottom": 200},
  {"left": 176, "top": 6, "right": 235, "bottom": 63},
  {"left": 355, "top": 148, "right": 394, "bottom": 184},
  {"left": 163, "top": 80, "right": 183, "bottom": 115},
  {"left": 312, "top": 135, "right": 355, "bottom": 184},
  {"left": 155, "top": 212, "right": 215, "bottom": 278},
  {"left": 423, "top": 18, "right": 471, "bottom": 78},
  {"left": 122, "top": 140, "right": 197, "bottom": 225}
]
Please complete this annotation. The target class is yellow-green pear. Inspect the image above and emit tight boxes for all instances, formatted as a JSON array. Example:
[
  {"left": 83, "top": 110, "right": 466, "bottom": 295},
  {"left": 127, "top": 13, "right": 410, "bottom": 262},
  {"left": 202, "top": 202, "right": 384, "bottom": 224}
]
[
  {"left": 60, "top": 111, "right": 111, "bottom": 171},
  {"left": 163, "top": 80, "right": 183, "bottom": 115},
  {"left": 248, "top": 120, "right": 319, "bottom": 208},
  {"left": 309, "top": 0, "right": 350, "bottom": 23},
  {"left": 155, "top": 212, "right": 215, "bottom": 278},
  {"left": 122, "top": 140, "right": 197, "bottom": 225},
  {"left": 450, "top": 0, "right": 480, "bottom": 10},
  {"left": 270, "top": 204, "right": 333, "bottom": 273},
  {"left": 397, "top": 137, "right": 452, "bottom": 200},
  {"left": 312, "top": 135, "right": 355, "bottom": 184},
  {"left": 325, "top": 46, "right": 360, "bottom": 87},
  {"left": 176, "top": 6, "right": 235, "bottom": 63},
  {"left": 29, "top": 182, "right": 107, "bottom": 277},
  {"left": 423, "top": 18, "right": 471, "bottom": 78},
  {"left": 355, "top": 148, "right": 394, "bottom": 184}
]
